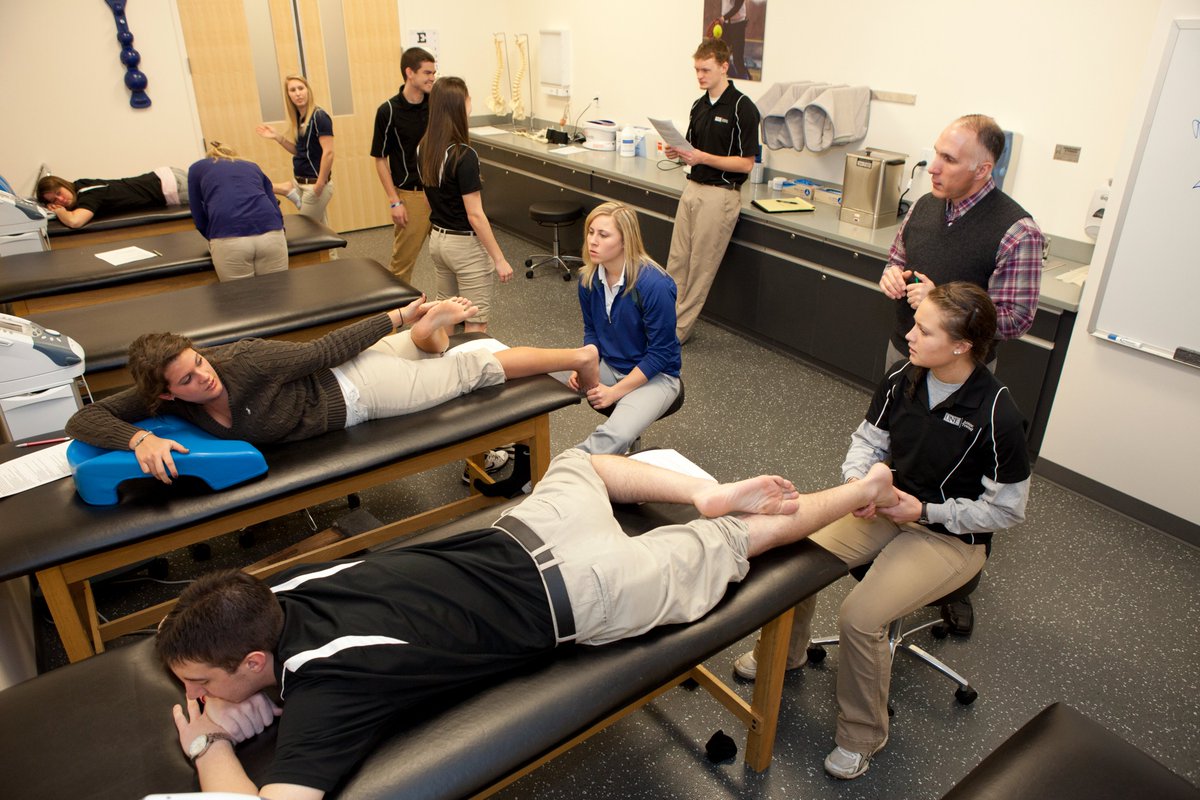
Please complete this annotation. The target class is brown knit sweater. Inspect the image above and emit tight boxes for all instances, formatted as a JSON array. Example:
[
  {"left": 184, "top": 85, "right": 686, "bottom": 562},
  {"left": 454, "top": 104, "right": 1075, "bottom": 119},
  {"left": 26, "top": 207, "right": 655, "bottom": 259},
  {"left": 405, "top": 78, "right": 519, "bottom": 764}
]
[{"left": 66, "top": 314, "right": 395, "bottom": 449}]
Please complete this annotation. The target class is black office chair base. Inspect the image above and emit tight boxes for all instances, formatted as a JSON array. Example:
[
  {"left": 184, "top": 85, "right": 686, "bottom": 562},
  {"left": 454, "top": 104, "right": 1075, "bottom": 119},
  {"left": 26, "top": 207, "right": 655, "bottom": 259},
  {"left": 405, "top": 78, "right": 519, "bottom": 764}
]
[
  {"left": 526, "top": 201, "right": 585, "bottom": 281},
  {"left": 524, "top": 254, "right": 584, "bottom": 281},
  {"left": 806, "top": 614, "right": 979, "bottom": 705}
]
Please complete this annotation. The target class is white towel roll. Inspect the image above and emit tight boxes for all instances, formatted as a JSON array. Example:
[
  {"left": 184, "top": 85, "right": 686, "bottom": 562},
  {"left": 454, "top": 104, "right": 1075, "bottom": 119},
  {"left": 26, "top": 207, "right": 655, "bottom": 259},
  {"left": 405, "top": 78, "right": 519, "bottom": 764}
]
[{"left": 802, "top": 85, "right": 871, "bottom": 152}]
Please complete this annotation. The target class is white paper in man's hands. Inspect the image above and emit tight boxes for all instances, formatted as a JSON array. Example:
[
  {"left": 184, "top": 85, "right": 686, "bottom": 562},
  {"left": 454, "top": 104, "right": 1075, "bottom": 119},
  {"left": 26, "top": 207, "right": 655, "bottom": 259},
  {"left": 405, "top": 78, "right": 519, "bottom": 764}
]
[
  {"left": 629, "top": 449, "right": 716, "bottom": 482},
  {"left": 648, "top": 118, "right": 693, "bottom": 152}
]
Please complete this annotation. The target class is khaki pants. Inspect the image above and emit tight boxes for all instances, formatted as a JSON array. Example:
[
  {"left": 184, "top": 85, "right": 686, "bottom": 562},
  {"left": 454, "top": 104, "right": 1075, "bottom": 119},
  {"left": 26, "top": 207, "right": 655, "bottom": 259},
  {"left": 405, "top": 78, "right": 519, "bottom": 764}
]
[
  {"left": 389, "top": 187, "right": 432, "bottom": 285},
  {"left": 335, "top": 330, "right": 505, "bottom": 420},
  {"left": 430, "top": 229, "right": 495, "bottom": 324},
  {"left": 784, "top": 514, "right": 986, "bottom": 753},
  {"left": 666, "top": 180, "right": 742, "bottom": 343},
  {"left": 500, "top": 448, "right": 750, "bottom": 646},
  {"left": 209, "top": 229, "right": 288, "bottom": 282},
  {"left": 296, "top": 179, "right": 334, "bottom": 228}
]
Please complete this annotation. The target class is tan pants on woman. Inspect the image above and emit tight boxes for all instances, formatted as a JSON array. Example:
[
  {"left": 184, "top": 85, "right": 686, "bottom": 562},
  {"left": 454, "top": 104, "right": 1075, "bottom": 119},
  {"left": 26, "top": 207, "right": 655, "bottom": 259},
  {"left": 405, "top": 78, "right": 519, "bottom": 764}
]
[
  {"left": 209, "top": 229, "right": 288, "bottom": 281},
  {"left": 781, "top": 513, "right": 986, "bottom": 754}
]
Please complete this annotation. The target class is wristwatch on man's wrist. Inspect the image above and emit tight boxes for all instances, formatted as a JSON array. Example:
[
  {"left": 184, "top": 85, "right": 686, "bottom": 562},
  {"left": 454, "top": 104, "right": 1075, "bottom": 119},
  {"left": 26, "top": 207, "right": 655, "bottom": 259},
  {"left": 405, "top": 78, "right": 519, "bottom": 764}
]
[
  {"left": 188, "top": 731, "right": 235, "bottom": 762},
  {"left": 918, "top": 502, "right": 930, "bottom": 526}
]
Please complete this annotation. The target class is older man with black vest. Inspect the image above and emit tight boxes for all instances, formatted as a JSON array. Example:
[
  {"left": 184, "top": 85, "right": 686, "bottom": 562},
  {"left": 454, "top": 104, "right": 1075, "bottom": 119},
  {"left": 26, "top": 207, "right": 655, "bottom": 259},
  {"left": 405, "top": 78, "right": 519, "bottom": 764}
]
[
  {"left": 877, "top": 114, "right": 1043, "bottom": 635},
  {"left": 879, "top": 114, "right": 1044, "bottom": 369}
]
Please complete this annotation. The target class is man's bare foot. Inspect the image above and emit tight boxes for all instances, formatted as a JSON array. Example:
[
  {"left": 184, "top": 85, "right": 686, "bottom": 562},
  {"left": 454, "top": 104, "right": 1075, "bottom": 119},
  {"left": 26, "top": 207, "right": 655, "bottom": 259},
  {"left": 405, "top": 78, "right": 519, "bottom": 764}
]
[
  {"left": 695, "top": 475, "right": 801, "bottom": 518},
  {"left": 862, "top": 463, "right": 899, "bottom": 508},
  {"left": 575, "top": 344, "right": 601, "bottom": 392},
  {"left": 411, "top": 297, "right": 480, "bottom": 339}
]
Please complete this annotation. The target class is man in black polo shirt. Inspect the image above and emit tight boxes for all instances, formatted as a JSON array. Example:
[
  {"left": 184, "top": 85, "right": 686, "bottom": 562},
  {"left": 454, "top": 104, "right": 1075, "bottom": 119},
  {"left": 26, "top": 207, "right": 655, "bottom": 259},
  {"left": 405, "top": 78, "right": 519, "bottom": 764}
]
[
  {"left": 664, "top": 38, "right": 760, "bottom": 344},
  {"left": 371, "top": 47, "right": 436, "bottom": 284},
  {"left": 159, "top": 448, "right": 899, "bottom": 798}
]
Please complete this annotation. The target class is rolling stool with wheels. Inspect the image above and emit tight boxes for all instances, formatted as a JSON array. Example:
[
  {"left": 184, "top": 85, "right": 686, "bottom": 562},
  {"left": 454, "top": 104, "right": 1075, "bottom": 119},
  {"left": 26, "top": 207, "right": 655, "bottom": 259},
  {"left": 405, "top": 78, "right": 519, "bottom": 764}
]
[
  {"left": 593, "top": 379, "right": 685, "bottom": 454},
  {"left": 807, "top": 562, "right": 984, "bottom": 707},
  {"left": 525, "top": 201, "right": 585, "bottom": 280}
]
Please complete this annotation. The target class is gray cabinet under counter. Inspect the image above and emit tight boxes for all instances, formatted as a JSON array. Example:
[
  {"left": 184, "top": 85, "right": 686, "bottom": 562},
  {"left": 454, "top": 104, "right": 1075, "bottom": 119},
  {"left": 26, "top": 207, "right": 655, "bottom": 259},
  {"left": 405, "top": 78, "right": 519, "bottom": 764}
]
[{"left": 471, "top": 124, "right": 1081, "bottom": 456}]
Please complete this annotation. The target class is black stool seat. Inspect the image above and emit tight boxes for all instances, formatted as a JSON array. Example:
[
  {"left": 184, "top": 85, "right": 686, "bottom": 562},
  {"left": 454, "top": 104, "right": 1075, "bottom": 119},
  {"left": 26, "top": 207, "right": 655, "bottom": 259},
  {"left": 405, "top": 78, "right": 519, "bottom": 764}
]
[
  {"left": 525, "top": 202, "right": 585, "bottom": 281},
  {"left": 530, "top": 202, "right": 584, "bottom": 225}
]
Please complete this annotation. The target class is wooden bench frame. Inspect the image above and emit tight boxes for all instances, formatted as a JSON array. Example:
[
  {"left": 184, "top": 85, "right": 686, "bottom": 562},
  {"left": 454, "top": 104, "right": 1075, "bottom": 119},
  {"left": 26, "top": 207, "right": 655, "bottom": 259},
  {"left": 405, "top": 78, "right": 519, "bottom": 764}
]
[
  {"left": 48, "top": 217, "right": 198, "bottom": 250},
  {"left": 38, "top": 414, "right": 555, "bottom": 663},
  {"left": 474, "top": 607, "right": 799, "bottom": 787},
  {"left": 9, "top": 250, "right": 331, "bottom": 316}
]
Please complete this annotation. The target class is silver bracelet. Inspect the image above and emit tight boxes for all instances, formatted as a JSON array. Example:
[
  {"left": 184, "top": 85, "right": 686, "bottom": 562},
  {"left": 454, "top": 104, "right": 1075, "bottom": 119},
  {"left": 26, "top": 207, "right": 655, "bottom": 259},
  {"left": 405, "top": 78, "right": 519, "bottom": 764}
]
[{"left": 130, "top": 430, "right": 153, "bottom": 450}]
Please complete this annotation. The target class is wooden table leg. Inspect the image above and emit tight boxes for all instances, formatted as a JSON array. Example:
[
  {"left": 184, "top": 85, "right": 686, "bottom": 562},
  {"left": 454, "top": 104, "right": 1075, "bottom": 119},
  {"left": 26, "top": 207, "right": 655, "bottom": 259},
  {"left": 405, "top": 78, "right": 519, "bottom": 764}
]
[
  {"left": 745, "top": 608, "right": 795, "bottom": 771},
  {"left": 35, "top": 566, "right": 97, "bottom": 662}
]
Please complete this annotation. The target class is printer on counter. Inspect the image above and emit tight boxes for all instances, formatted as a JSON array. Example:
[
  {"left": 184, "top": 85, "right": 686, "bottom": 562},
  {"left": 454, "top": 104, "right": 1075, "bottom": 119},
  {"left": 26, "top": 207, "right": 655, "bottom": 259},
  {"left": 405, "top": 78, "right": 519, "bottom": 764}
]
[
  {"left": 0, "top": 187, "right": 50, "bottom": 257},
  {"left": 0, "top": 312, "right": 85, "bottom": 441}
]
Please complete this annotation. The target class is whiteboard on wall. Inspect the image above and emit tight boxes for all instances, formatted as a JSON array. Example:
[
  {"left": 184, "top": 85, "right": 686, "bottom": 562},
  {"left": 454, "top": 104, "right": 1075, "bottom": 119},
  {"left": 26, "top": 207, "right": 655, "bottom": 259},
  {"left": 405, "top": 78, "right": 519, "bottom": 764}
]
[{"left": 1088, "top": 18, "right": 1200, "bottom": 371}]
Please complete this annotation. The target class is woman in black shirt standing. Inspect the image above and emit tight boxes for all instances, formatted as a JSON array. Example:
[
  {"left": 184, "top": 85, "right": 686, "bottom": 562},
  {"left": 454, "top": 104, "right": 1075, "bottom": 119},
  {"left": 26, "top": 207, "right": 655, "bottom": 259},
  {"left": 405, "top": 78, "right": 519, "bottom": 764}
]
[{"left": 419, "top": 77, "right": 512, "bottom": 334}]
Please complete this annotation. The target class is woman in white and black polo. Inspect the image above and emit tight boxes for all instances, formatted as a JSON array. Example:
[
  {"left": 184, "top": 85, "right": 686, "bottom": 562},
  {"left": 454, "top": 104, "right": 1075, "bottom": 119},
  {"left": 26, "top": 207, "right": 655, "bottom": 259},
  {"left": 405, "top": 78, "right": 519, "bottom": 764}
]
[
  {"left": 418, "top": 77, "right": 512, "bottom": 334},
  {"left": 735, "top": 282, "right": 1031, "bottom": 781},
  {"left": 256, "top": 74, "right": 335, "bottom": 226}
]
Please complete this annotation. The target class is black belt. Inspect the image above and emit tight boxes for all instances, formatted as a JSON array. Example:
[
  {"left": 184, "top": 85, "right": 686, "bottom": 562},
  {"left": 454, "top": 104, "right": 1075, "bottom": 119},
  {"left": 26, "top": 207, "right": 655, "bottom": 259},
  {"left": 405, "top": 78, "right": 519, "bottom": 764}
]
[
  {"left": 432, "top": 225, "right": 475, "bottom": 236},
  {"left": 294, "top": 176, "right": 319, "bottom": 185},
  {"left": 492, "top": 516, "right": 576, "bottom": 642}
]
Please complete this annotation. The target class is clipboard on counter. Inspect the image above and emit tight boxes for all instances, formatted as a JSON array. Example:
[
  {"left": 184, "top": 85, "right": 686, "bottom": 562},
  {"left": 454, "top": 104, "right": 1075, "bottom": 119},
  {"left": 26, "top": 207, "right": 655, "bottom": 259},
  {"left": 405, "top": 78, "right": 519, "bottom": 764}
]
[{"left": 751, "top": 197, "right": 815, "bottom": 213}]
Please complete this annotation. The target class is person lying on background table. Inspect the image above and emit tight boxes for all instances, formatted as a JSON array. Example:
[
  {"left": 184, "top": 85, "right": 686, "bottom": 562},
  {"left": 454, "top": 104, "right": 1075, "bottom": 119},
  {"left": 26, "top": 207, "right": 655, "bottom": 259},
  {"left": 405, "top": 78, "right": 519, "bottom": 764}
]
[{"left": 37, "top": 167, "right": 189, "bottom": 229}]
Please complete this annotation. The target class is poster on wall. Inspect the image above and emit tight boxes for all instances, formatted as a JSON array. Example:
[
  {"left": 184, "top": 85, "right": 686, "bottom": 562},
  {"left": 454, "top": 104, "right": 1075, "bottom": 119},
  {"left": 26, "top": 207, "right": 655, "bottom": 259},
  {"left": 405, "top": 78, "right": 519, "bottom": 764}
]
[
  {"left": 702, "top": 0, "right": 767, "bottom": 82},
  {"left": 407, "top": 29, "right": 439, "bottom": 58}
]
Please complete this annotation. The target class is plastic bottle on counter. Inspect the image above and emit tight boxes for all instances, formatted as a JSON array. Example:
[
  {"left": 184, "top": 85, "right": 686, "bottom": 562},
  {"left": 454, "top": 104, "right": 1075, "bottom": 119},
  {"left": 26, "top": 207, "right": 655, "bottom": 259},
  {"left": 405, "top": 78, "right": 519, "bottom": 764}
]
[
  {"left": 750, "top": 146, "right": 765, "bottom": 184},
  {"left": 619, "top": 125, "right": 636, "bottom": 157}
]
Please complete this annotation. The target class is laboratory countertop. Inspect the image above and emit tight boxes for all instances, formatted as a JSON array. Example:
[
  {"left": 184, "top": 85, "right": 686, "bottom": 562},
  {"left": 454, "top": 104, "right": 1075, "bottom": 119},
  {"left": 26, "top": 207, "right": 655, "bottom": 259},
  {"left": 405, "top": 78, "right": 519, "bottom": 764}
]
[{"left": 469, "top": 124, "right": 1086, "bottom": 316}]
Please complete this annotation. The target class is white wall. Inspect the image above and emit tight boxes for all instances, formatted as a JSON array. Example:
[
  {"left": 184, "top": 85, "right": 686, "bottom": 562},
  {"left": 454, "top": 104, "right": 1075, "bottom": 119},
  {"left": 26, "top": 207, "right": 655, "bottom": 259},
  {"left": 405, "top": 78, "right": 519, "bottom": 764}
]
[
  {"left": 0, "top": 1, "right": 203, "bottom": 196},
  {"left": 1038, "top": 0, "right": 1200, "bottom": 526},
  {"left": 502, "top": 0, "right": 1156, "bottom": 239}
]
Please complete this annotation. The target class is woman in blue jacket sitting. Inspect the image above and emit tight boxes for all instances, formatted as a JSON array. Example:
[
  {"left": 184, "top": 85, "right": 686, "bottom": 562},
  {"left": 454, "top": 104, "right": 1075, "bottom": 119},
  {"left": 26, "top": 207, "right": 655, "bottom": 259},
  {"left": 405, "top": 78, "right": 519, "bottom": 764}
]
[{"left": 567, "top": 201, "right": 682, "bottom": 454}]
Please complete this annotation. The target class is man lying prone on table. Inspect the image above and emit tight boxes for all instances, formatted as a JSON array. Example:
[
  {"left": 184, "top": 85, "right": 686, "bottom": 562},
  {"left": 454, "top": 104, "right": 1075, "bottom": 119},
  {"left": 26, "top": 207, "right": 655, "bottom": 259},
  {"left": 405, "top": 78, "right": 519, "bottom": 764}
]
[
  {"left": 161, "top": 448, "right": 901, "bottom": 798},
  {"left": 66, "top": 295, "right": 600, "bottom": 482}
]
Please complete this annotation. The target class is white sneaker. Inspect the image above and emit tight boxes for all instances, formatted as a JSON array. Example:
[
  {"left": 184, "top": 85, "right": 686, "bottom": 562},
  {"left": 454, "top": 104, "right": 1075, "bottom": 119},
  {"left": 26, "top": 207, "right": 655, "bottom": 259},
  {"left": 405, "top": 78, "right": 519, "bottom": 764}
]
[
  {"left": 461, "top": 449, "right": 511, "bottom": 484},
  {"left": 824, "top": 740, "right": 885, "bottom": 780},
  {"left": 732, "top": 648, "right": 807, "bottom": 681}
]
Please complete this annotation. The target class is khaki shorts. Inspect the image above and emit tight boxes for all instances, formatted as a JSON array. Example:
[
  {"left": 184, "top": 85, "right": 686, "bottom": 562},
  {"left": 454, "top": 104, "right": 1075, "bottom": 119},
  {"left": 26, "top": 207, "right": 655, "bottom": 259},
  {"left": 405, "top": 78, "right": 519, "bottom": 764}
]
[{"left": 498, "top": 449, "right": 750, "bottom": 646}]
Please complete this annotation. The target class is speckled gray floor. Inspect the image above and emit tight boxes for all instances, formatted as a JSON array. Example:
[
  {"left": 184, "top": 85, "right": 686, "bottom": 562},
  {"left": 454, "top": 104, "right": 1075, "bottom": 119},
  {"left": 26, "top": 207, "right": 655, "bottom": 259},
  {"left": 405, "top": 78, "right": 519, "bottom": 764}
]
[{"left": 36, "top": 224, "right": 1200, "bottom": 797}]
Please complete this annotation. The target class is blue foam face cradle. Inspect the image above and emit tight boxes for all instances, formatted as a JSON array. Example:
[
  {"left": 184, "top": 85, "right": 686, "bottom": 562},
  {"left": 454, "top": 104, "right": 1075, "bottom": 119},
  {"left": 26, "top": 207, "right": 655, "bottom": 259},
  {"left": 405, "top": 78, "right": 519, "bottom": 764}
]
[{"left": 67, "top": 416, "right": 268, "bottom": 505}]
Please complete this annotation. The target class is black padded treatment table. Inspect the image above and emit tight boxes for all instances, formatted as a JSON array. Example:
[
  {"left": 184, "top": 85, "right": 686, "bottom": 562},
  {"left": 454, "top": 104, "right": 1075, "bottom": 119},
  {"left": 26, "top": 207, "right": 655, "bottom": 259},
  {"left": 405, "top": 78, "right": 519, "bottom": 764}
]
[
  {"left": 0, "top": 498, "right": 847, "bottom": 799},
  {"left": 940, "top": 703, "right": 1199, "bottom": 800},
  {"left": 0, "top": 364, "right": 580, "bottom": 663},
  {"left": 2, "top": 215, "right": 347, "bottom": 315},
  {"left": 28, "top": 257, "right": 417, "bottom": 392},
  {"left": 46, "top": 204, "right": 196, "bottom": 250}
]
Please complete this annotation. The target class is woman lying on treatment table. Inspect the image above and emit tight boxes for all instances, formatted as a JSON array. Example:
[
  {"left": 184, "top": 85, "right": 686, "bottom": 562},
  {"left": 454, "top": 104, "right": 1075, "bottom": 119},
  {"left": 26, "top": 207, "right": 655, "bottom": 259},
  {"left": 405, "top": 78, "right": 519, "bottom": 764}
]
[{"left": 65, "top": 295, "right": 600, "bottom": 484}]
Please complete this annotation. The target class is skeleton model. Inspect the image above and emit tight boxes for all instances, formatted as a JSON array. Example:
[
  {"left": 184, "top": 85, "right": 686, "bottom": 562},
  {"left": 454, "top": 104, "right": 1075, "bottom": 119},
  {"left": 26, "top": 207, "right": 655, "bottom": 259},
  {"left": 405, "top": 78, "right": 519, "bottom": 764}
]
[{"left": 487, "top": 34, "right": 508, "bottom": 114}]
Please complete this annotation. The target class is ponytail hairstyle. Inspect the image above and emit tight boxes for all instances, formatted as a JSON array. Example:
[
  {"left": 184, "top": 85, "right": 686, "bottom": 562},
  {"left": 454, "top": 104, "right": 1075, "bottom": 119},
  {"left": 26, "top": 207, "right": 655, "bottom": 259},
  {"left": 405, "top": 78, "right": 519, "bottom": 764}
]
[
  {"left": 205, "top": 141, "right": 239, "bottom": 162},
  {"left": 418, "top": 77, "right": 470, "bottom": 188},
  {"left": 579, "top": 201, "right": 663, "bottom": 296}
]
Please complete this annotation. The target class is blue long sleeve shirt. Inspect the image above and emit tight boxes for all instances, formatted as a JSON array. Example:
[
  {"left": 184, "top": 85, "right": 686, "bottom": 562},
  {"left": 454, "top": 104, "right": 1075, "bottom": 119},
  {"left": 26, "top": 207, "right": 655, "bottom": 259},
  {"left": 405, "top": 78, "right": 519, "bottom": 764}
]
[
  {"left": 188, "top": 157, "right": 284, "bottom": 241},
  {"left": 579, "top": 264, "right": 681, "bottom": 380}
]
